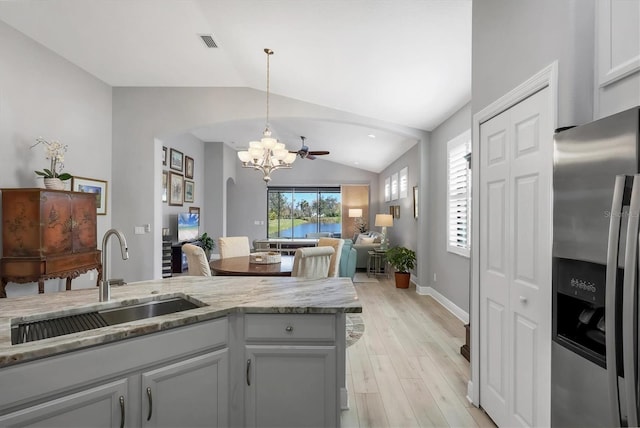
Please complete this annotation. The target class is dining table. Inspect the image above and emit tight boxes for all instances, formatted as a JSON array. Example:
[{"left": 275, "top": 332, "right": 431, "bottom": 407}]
[{"left": 210, "top": 255, "right": 294, "bottom": 276}]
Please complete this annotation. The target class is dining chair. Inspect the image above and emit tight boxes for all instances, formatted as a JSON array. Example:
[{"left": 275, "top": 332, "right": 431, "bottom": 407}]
[
  {"left": 218, "top": 236, "right": 251, "bottom": 259},
  {"left": 291, "top": 246, "right": 335, "bottom": 279},
  {"left": 182, "top": 244, "right": 211, "bottom": 276},
  {"left": 317, "top": 237, "right": 344, "bottom": 277}
]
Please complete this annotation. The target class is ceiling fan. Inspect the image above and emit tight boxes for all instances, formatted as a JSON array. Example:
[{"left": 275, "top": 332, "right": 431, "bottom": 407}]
[{"left": 291, "top": 136, "right": 330, "bottom": 160}]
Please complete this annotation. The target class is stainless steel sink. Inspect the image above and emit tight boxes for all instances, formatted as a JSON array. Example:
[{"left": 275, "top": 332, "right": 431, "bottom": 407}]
[
  {"left": 98, "top": 297, "right": 200, "bottom": 325},
  {"left": 12, "top": 296, "right": 205, "bottom": 345}
]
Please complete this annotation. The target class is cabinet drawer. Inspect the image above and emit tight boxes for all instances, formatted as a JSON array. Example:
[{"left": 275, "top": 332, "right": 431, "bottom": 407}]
[{"left": 245, "top": 314, "right": 335, "bottom": 342}]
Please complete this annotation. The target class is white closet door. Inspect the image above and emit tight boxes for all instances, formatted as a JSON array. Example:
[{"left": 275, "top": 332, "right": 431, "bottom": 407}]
[{"left": 480, "top": 87, "right": 552, "bottom": 428}]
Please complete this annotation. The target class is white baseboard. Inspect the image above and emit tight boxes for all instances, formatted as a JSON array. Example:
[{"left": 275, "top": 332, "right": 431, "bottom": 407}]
[
  {"left": 341, "top": 387, "right": 349, "bottom": 410},
  {"left": 415, "top": 283, "right": 469, "bottom": 324}
]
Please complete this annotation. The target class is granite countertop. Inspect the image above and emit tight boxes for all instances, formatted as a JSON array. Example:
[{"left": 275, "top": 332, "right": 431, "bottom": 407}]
[{"left": 0, "top": 276, "right": 362, "bottom": 368}]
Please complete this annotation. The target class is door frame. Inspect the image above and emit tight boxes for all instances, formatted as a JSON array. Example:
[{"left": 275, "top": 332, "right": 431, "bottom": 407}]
[{"left": 469, "top": 61, "right": 558, "bottom": 406}]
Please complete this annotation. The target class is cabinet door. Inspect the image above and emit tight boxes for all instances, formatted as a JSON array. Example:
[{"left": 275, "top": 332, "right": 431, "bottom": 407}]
[
  {"left": 0, "top": 379, "right": 127, "bottom": 428},
  {"left": 41, "top": 191, "right": 73, "bottom": 255},
  {"left": 140, "top": 349, "right": 229, "bottom": 428},
  {"left": 245, "top": 345, "right": 337, "bottom": 428},
  {"left": 71, "top": 192, "right": 97, "bottom": 252}
]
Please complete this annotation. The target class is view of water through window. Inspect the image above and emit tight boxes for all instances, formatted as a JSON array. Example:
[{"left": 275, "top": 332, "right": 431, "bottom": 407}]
[{"left": 267, "top": 187, "right": 342, "bottom": 238}]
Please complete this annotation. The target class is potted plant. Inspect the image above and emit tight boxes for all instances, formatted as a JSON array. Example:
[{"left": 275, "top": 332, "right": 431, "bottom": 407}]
[
  {"left": 31, "top": 137, "right": 72, "bottom": 189},
  {"left": 196, "top": 232, "right": 215, "bottom": 261},
  {"left": 385, "top": 246, "right": 416, "bottom": 289}
]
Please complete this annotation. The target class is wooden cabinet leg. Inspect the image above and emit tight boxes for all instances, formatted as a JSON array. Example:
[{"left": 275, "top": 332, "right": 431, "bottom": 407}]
[
  {"left": 38, "top": 279, "right": 45, "bottom": 294},
  {"left": 0, "top": 279, "right": 7, "bottom": 298},
  {"left": 66, "top": 277, "right": 72, "bottom": 291},
  {"left": 96, "top": 266, "right": 103, "bottom": 288}
]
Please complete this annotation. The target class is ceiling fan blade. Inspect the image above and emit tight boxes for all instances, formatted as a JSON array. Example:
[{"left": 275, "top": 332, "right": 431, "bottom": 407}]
[{"left": 308, "top": 151, "right": 330, "bottom": 156}]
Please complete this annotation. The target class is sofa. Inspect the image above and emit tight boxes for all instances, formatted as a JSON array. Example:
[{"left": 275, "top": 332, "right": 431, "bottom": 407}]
[
  {"left": 339, "top": 239, "right": 357, "bottom": 279},
  {"left": 352, "top": 231, "right": 383, "bottom": 269}
]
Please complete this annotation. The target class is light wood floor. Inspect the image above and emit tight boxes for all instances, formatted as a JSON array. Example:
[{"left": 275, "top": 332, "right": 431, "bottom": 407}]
[{"left": 342, "top": 277, "right": 496, "bottom": 428}]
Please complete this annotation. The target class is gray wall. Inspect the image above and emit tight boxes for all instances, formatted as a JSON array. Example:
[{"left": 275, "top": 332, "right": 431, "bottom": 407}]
[
  {"left": 112, "top": 87, "right": 425, "bottom": 282},
  {"left": 472, "top": 0, "right": 596, "bottom": 126},
  {"left": 0, "top": 20, "right": 112, "bottom": 296},
  {"left": 377, "top": 143, "right": 420, "bottom": 262},
  {"left": 427, "top": 103, "right": 472, "bottom": 313},
  {"left": 160, "top": 133, "right": 205, "bottom": 241}
]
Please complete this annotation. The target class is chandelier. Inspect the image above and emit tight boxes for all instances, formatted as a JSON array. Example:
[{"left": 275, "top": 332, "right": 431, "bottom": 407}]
[{"left": 237, "top": 48, "right": 297, "bottom": 182}]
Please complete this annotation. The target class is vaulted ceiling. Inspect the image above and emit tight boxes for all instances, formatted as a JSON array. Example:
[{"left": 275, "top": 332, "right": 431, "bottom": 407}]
[{"left": 0, "top": 0, "right": 472, "bottom": 172}]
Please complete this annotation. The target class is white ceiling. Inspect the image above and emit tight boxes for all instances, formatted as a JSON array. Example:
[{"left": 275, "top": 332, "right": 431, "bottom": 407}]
[{"left": 0, "top": 0, "right": 472, "bottom": 173}]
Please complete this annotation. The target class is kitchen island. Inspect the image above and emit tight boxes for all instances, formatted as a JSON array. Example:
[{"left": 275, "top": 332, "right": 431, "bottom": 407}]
[{"left": 0, "top": 276, "right": 361, "bottom": 427}]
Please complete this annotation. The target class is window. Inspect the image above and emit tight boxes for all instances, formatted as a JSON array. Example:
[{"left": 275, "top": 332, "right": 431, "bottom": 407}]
[
  {"left": 267, "top": 187, "right": 342, "bottom": 238},
  {"left": 447, "top": 130, "right": 471, "bottom": 257}
]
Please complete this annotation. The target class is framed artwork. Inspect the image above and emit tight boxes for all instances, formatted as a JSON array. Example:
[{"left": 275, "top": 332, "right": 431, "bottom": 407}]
[
  {"left": 394, "top": 205, "right": 400, "bottom": 219},
  {"left": 389, "top": 205, "right": 394, "bottom": 216},
  {"left": 391, "top": 172, "right": 399, "bottom": 200},
  {"left": 185, "top": 156, "right": 194, "bottom": 179},
  {"left": 413, "top": 186, "right": 419, "bottom": 218},
  {"left": 384, "top": 177, "right": 391, "bottom": 202},
  {"left": 72, "top": 176, "right": 108, "bottom": 215},
  {"left": 168, "top": 172, "right": 184, "bottom": 206},
  {"left": 189, "top": 206, "right": 200, "bottom": 215},
  {"left": 162, "top": 171, "right": 168, "bottom": 203},
  {"left": 184, "top": 179, "right": 195, "bottom": 203},
  {"left": 399, "top": 166, "right": 408, "bottom": 198},
  {"left": 170, "top": 148, "right": 183, "bottom": 172},
  {"left": 162, "top": 146, "right": 167, "bottom": 166}
]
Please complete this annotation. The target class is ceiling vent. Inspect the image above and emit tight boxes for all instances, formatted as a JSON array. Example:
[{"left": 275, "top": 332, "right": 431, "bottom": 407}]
[{"left": 199, "top": 34, "right": 218, "bottom": 48}]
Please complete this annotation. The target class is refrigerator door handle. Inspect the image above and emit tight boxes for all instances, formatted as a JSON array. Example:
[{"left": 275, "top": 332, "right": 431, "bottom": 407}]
[
  {"left": 606, "top": 174, "right": 628, "bottom": 427},
  {"left": 624, "top": 174, "right": 640, "bottom": 427}
]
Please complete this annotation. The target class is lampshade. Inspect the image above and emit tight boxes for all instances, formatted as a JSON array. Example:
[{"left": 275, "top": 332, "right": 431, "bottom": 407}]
[
  {"left": 375, "top": 214, "right": 393, "bottom": 227},
  {"left": 348, "top": 209, "right": 363, "bottom": 218}
]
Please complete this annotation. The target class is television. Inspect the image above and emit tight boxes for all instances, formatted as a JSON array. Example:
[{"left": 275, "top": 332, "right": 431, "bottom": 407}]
[{"left": 177, "top": 212, "right": 199, "bottom": 242}]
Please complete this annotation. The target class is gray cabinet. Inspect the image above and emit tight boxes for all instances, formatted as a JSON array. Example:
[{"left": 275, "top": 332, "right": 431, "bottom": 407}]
[
  {"left": 141, "top": 350, "right": 228, "bottom": 427},
  {"left": 0, "top": 319, "right": 228, "bottom": 428},
  {"left": 0, "top": 379, "right": 127, "bottom": 428},
  {"left": 243, "top": 314, "right": 338, "bottom": 428}
]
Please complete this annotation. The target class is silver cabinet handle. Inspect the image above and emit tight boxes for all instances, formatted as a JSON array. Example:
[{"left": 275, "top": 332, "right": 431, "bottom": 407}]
[
  {"left": 146, "top": 387, "right": 153, "bottom": 421},
  {"left": 519, "top": 296, "right": 527, "bottom": 304},
  {"left": 246, "top": 359, "right": 251, "bottom": 386},
  {"left": 119, "top": 396, "right": 125, "bottom": 428},
  {"left": 285, "top": 325, "right": 293, "bottom": 332},
  {"left": 606, "top": 175, "right": 627, "bottom": 427}
]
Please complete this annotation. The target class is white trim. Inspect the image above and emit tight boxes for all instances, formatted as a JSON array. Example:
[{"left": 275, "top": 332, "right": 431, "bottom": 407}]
[
  {"left": 340, "top": 387, "right": 348, "bottom": 410},
  {"left": 470, "top": 61, "right": 558, "bottom": 407},
  {"left": 415, "top": 284, "right": 469, "bottom": 324}
]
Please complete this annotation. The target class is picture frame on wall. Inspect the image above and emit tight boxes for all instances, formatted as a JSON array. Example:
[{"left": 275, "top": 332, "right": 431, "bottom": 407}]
[
  {"left": 170, "top": 148, "right": 183, "bottom": 172},
  {"left": 168, "top": 172, "right": 184, "bottom": 206},
  {"left": 185, "top": 156, "right": 194, "bottom": 179},
  {"left": 391, "top": 172, "right": 399, "bottom": 200},
  {"left": 72, "top": 176, "right": 108, "bottom": 215},
  {"left": 413, "top": 186, "right": 419, "bottom": 218},
  {"left": 189, "top": 206, "right": 200, "bottom": 215},
  {"left": 394, "top": 205, "right": 400, "bottom": 219},
  {"left": 384, "top": 177, "right": 391, "bottom": 202},
  {"left": 399, "top": 166, "right": 408, "bottom": 198},
  {"left": 162, "top": 171, "right": 168, "bottom": 203},
  {"left": 184, "top": 180, "right": 195, "bottom": 203},
  {"left": 162, "top": 146, "right": 167, "bottom": 166},
  {"left": 389, "top": 205, "right": 394, "bottom": 216}
]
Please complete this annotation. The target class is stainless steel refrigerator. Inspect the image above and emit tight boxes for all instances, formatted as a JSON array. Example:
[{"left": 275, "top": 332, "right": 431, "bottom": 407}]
[{"left": 552, "top": 106, "right": 640, "bottom": 427}]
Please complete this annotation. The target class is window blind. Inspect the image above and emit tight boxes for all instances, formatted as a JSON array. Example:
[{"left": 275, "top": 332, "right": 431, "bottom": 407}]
[{"left": 447, "top": 130, "right": 471, "bottom": 257}]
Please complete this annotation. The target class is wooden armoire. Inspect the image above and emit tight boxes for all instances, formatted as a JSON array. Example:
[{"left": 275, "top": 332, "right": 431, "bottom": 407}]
[{"left": 0, "top": 189, "right": 102, "bottom": 297}]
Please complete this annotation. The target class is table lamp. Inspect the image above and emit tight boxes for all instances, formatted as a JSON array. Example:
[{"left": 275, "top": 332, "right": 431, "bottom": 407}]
[
  {"left": 375, "top": 214, "right": 393, "bottom": 250},
  {"left": 348, "top": 208, "right": 364, "bottom": 234}
]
